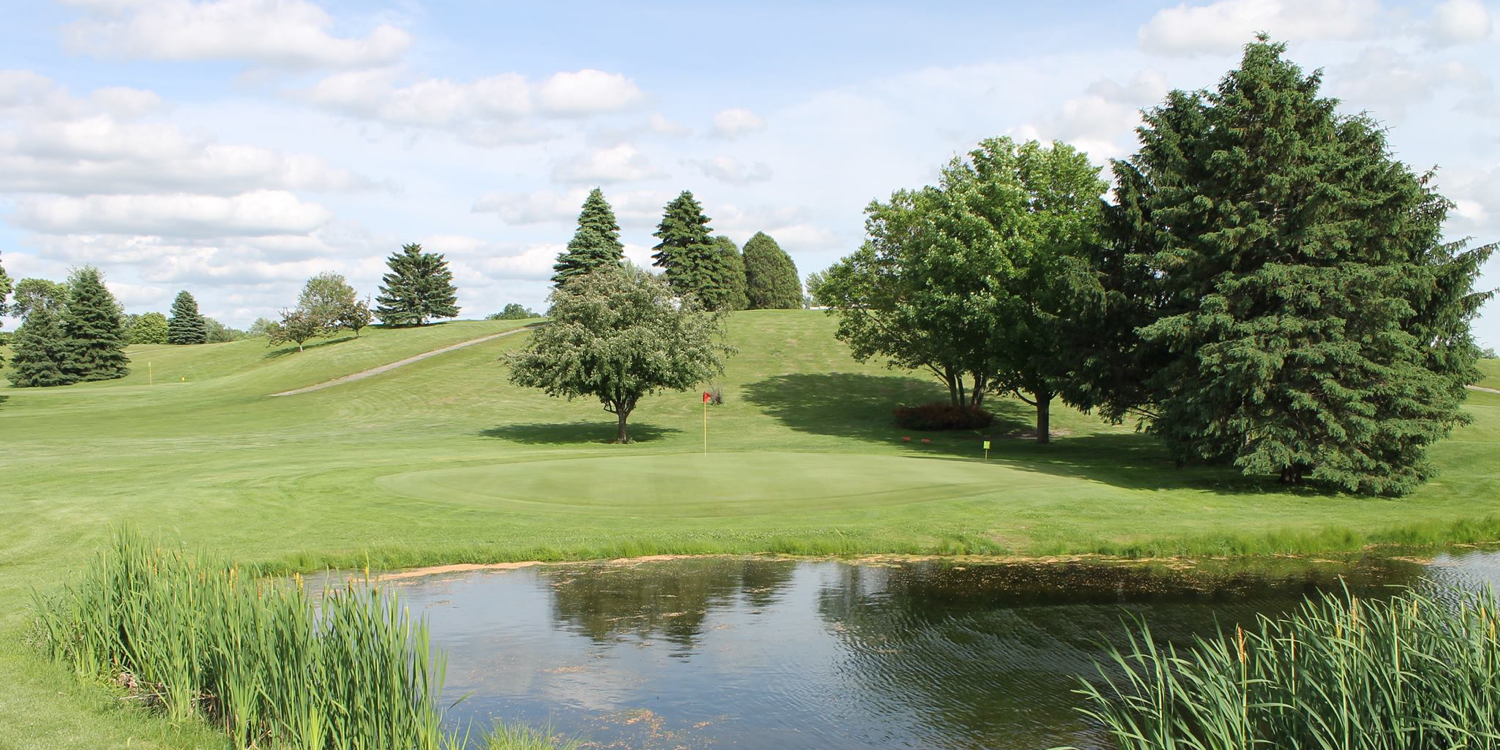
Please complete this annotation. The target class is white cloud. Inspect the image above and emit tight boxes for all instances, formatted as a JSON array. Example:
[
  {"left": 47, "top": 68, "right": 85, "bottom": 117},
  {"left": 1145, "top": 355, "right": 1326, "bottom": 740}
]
[
  {"left": 15, "top": 190, "right": 334, "bottom": 237},
  {"left": 1331, "top": 47, "right": 1492, "bottom": 121},
  {"left": 534, "top": 70, "right": 645, "bottom": 116},
  {"left": 647, "top": 113, "right": 691, "bottom": 136},
  {"left": 712, "top": 107, "right": 768, "bottom": 138},
  {"left": 692, "top": 155, "right": 773, "bottom": 185},
  {"left": 60, "top": 0, "right": 411, "bottom": 69},
  {"left": 1138, "top": 0, "right": 1386, "bottom": 56},
  {"left": 551, "top": 144, "right": 663, "bottom": 184},
  {"left": 472, "top": 187, "right": 673, "bottom": 226},
  {"left": 1427, "top": 0, "right": 1494, "bottom": 45}
]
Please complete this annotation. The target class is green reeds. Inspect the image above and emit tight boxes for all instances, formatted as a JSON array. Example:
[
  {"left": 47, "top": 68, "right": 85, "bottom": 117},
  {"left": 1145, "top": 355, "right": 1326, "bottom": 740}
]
[
  {"left": 1077, "top": 585, "right": 1500, "bottom": 749},
  {"left": 31, "top": 528, "right": 494, "bottom": 749}
]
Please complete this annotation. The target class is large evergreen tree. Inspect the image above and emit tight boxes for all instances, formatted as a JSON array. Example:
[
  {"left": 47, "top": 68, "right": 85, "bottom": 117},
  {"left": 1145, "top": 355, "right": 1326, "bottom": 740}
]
[
  {"left": 743, "top": 232, "right": 802, "bottom": 309},
  {"left": 0, "top": 251, "right": 10, "bottom": 333},
  {"left": 1076, "top": 37, "right": 1493, "bottom": 495},
  {"left": 376, "top": 243, "right": 459, "bottom": 326},
  {"left": 552, "top": 188, "right": 625, "bottom": 287},
  {"left": 652, "top": 191, "right": 729, "bottom": 308},
  {"left": 713, "top": 236, "right": 749, "bottom": 310},
  {"left": 6, "top": 303, "right": 73, "bottom": 387},
  {"left": 167, "top": 290, "right": 208, "bottom": 344},
  {"left": 60, "top": 266, "right": 129, "bottom": 382}
]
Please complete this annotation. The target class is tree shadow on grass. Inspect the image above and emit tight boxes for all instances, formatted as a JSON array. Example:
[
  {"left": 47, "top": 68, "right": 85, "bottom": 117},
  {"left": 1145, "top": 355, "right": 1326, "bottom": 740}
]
[
  {"left": 742, "top": 372, "right": 1277, "bottom": 495},
  {"left": 263, "top": 335, "right": 356, "bottom": 360},
  {"left": 480, "top": 422, "right": 682, "bottom": 445}
]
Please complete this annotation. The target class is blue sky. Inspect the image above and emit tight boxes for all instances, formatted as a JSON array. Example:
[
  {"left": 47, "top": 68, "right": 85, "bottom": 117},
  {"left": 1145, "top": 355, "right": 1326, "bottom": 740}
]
[{"left": 0, "top": 0, "right": 1497, "bottom": 347}]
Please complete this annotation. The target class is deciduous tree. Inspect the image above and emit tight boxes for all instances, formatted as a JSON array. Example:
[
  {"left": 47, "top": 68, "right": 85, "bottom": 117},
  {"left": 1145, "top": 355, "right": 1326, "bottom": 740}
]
[
  {"left": 553, "top": 188, "right": 625, "bottom": 287},
  {"left": 743, "top": 232, "right": 801, "bottom": 309},
  {"left": 128, "top": 312, "right": 170, "bottom": 345},
  {"left": 376, "top": 244, "right": 459, "bottom": 326},
  {"left": 167, "top": 291, "right": 208, "bottom": 345},
  {"left": 507, "top": 265, "right": 734, "bottom": 443},
  {"left": 266, "top": 309, "right": 323, "bottom": 352},
  {"left": 60, "top": 266, "right": 129, "bottom": 382},
  {"left": 9, "top": 278, "right": 68, "bottom": 318}
]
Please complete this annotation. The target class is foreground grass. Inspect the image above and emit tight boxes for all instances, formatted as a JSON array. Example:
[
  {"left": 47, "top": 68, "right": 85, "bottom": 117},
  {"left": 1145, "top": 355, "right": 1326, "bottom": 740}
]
[{"left": 1, "top": 311, "right": 1498, "bottom": 748}]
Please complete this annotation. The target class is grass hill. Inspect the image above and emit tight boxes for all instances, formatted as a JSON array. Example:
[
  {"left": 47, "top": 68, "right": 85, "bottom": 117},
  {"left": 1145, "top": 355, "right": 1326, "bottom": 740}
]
[{"left": 2, "top": 311, "right": 1499, "bottom": 749}]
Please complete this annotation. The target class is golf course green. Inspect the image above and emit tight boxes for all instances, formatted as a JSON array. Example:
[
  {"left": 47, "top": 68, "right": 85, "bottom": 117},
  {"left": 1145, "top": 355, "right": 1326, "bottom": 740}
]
[{"left": 2, "top": 309, "right": 1499, "bottom": 749}]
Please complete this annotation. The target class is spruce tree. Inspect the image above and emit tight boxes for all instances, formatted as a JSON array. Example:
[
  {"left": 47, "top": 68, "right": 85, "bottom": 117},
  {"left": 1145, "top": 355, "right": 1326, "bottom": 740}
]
[
  {"left": 651, "top": 191, "right": 728, "bottom": 308},
  {"left": 376, "top": 243, "right": 459, "bottom": 326},
  {"left": 743, "top": 232, "right": 802, "bottom": 309},
  {"left": 7, "top": 303, "right": 74, "bottom": 387},
  {"left": 552, "top": 188, "right": 625, "bottom": 287},
  {"left": 59, "top": 266, "right": 129, "bottom": 382},
  {"left": 1085, "top": 37, "right": 1493, "bottom": 495},
  {"left": 714, "top": 236, "right": 749, "bottom": 310},
  {"left": 167, "top": 291, "right": 208, "bottom": 344}
]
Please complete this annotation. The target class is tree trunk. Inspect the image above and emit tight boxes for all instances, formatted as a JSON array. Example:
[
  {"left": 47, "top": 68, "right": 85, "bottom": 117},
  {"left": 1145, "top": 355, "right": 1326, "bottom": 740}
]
[
  {"left": 1035, "top": 391, "right": 1052, "bottom": 444},
  {"left": 297, "top": 341, "right": 304, "bottom": 352},
  {"left": 945, "top": 369, "right": 959, "bottom": 407},
  {"left": 614, "top": 408, "right": 631, "bottom": 444},
  {"left": 958, "top": 379, "right": 967, "bottom": 409}
]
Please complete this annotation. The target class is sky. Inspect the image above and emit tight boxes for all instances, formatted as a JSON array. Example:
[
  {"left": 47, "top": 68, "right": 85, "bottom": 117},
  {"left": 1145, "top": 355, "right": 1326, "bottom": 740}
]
[{"left": 0, "top": 0, "right": 1497, "bottom": 344}]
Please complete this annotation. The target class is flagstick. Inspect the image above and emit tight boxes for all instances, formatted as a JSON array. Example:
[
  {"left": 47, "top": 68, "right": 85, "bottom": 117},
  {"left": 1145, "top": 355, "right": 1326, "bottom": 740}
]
[{"left": 703, "top": 398, "right": 708, "bottom": 454}]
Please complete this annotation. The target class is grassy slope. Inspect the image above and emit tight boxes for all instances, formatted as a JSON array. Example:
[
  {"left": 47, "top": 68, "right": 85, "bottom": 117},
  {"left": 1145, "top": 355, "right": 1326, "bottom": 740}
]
[
  {"left": 1477, "top": 358, "right": 1500, "bottom": 389},
  {"left": 2, "top": 311, "right": 1498, "bottom": 749}
]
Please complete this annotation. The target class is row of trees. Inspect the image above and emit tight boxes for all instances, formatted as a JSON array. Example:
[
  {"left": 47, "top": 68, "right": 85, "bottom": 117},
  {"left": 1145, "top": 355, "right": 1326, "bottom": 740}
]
[
  {"left": 5, "top": 267, "right": 131, "bottom": 387},
  {"left": 818, "top": 37, "right": 1493, "bottom": 496},
  {"left": 119, "top": 292, "right": 238, "bottom": 345},
  {"left": 551, "top": 188, "right": 803, "bottom": 310}
]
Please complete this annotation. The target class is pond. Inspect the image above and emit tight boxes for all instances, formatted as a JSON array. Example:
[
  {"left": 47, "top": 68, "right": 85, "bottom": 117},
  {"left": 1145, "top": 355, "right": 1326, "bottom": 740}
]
[{"left": 377, "top": 552, "right": 1500, "bottom": 750}]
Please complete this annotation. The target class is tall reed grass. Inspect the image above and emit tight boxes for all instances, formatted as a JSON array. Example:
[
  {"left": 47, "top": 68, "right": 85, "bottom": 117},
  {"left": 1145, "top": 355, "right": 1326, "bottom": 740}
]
[
  {"left": 32, "top": 528, "right": 570, "bottom": 750},
  {"left": 1077, "top": 585, "right": 1500, "bottom": 749}
]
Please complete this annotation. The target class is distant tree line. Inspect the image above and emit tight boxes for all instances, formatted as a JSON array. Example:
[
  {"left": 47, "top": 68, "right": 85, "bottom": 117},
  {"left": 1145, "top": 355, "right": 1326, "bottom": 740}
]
[
  {"left": 817, "top": 37, "right": 1493, "bottom": 496},
  {"left": 549, "top": 187, "right": 803, "bottom": 311}
]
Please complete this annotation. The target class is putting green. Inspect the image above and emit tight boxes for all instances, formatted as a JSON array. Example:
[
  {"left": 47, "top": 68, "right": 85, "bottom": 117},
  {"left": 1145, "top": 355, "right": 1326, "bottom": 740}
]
[{"left": 375, "top": 452, "right": 1058, "bottom": 517}]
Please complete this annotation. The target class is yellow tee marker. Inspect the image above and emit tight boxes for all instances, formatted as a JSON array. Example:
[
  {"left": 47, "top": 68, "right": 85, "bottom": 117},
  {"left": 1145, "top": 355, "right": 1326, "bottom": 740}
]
[{"left": 982, "top": 440, "right": 991, "bottom": 462}]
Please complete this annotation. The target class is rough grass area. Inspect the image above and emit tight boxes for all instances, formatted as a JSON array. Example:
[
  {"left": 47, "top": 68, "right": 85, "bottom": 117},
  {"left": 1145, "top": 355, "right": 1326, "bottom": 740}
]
[{"left": 2, "top": 310, "right": 1498, "bottom": 748}]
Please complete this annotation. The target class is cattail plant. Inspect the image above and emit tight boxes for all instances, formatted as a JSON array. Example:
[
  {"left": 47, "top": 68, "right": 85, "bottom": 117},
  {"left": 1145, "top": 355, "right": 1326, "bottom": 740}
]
[
  {"left": 1076, "top": 585, "right": 1500, "bottom": 750},
  {"left": 31, "top": 528, "right": 570, "bottom": 750}
]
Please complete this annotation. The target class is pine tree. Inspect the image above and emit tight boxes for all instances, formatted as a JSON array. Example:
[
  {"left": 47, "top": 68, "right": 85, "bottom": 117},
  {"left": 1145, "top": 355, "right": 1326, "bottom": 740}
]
[
  {"left": 1087, "top": 37, "right": 1493, "bottom": 495},
  {"left": 6, "top": 303, "right": 74, "bottom": 387},
  {"left": 651, "top": 191, "right": 728, "bottom": 308},
  {"left": 167, "top": 291, "right": 208, "bottom": 344},
  {"left": 59, "top": 266, "right": 129, "bottom": 382},
  {"left": 713, "top": 236, "right": 749, "bottom": 310},
  {"left": 743, "top": 232, "right": 802, "bottom": 309},
  {"left": 376, "top": 243, "right": 459, "bottom": 326},
  {"left": 552, "top": 188, "right": 625, "bottom": 287}
]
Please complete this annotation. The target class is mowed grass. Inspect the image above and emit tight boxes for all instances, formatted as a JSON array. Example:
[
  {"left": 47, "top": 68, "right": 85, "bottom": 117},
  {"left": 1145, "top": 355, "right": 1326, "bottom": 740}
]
[
  {"left": 2, "top": 310, "right": 1499, "bottom": 749},
  {"left": 1477, "top": 357, "right": 1500, "bottom": 389}
]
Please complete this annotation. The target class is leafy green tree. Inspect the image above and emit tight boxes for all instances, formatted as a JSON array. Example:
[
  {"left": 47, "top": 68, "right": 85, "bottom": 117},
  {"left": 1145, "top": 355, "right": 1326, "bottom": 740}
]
[
  {"left": 339, "top": 298, "right": 373, "bottom": 337},
  {"left": 507, "top": 265, "right": 734, "bottom": 443},
  {"left": 60, "top": 266, "right": 129, "bottom": 382},
  {"left": 1077, "top": 37, "right": 1493, "bottom": 494},
  {"left": 714, "top": 236, "right": 750, "bottom": 310},
  {"left": 553, "top": 188, "right": 625, "bottom": 286},
  {"left": 376, "top": 243, "right": 459, "bottom": 326},
  {"left": 6, "top": 303, "right": 74, "bottom": 387},
  {"left": 743, "top": 232, "right": 802, "bottom": 309},
  {"left": 298, "top": 272, "right": 357, "bottom": 327},
  {"left": 128, "top": 312, "right": 170, "bottom": 344},
  {"left": 652, "top": 191, "right": 729, "bottom": 309},
  {"left": 247, "top": 317, "right": 276, "bottom": 337},
  {"left": 167, "top": 291, "right": 208, "bottom": 345},
  {"left": 204, "top": 318, "right": 246, "bottom": 343},
  {"left": 266, "top": 309, "right": 323, "bottom": 352},
  {"left": 487, "top": 303, "right": 541, "bottom": 320},
  {"left": 803, "top": 270, "right": 826, "bottom": 308},
  {"left": 9, "top": 278, "right": 68, "bottom": 318},
  {"left": 920, "top": 137, "right": 1107, "bottom": 443},
  {"left": 0, "top": 252, "right": 10, "bottom": 332}
]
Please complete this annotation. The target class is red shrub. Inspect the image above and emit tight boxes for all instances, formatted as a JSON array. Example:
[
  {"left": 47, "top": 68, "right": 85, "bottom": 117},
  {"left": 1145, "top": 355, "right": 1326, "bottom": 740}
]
[{"left": 893, "top": 402, "right": 994, "bottom": 431}]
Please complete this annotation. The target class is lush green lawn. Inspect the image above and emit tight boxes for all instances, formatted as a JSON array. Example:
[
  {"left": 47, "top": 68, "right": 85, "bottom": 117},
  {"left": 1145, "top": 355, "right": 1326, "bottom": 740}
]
[
  {"left": 2, "top": 310, "right": 1498, "bottom": 749},
  {"left": 1477, "top": 358, "right": 1500, "bottom": 389}
]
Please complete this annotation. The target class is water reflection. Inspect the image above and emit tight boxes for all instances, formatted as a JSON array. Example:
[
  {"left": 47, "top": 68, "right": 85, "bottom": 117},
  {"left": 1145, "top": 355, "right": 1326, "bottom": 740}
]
[{"left": 375, "top": 553, "right": 1482, "bottom": 750}]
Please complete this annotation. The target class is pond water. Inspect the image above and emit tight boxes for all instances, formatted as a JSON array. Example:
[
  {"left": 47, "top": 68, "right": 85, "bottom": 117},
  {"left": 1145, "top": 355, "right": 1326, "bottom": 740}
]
[{"left": 379, "top": 552, "right": 1500, "bottom": 750}]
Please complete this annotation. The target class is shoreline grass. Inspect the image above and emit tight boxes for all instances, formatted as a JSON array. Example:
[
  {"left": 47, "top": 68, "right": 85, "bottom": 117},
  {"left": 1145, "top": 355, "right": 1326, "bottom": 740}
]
[{"left": 1079, "top": 584, "right": 1500, "bottom": 749}]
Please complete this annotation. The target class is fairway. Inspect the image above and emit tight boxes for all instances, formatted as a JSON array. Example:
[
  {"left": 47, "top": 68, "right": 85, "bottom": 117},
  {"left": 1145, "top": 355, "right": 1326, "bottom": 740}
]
[
  {"left": 3, "top": 311, "right": 1500, "bottom": 750},
  {"left": 377, "top": 452, "right": 1063, "bottom": 516}
]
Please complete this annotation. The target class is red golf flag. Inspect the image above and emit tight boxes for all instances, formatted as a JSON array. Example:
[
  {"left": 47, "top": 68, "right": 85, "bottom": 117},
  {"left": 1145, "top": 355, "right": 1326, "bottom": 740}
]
[{"left": 702, "top": 391, "right": 712, "bottom": 403}]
